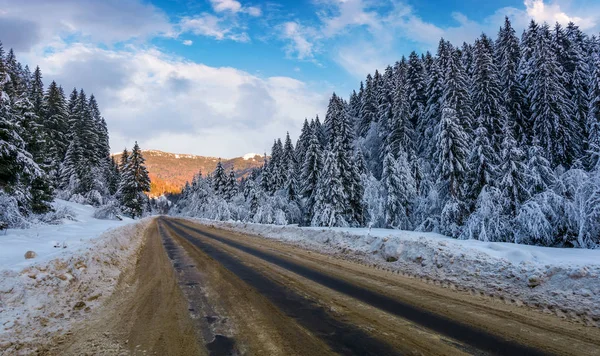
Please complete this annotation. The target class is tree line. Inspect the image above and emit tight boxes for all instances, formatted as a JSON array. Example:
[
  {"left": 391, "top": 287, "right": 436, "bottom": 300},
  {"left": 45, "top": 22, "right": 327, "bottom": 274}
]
[
  {"left": 174, "top": 17, "right": 600, "bottom": 248},
  {"left": 0, "top": 41, "right": 151, "bottom": 226}
]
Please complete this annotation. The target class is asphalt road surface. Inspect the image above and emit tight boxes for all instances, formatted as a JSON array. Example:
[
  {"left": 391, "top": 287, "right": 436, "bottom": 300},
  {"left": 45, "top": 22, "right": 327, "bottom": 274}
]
[{"left": 48, "top": 218, "right": 600, "bottom": 355}]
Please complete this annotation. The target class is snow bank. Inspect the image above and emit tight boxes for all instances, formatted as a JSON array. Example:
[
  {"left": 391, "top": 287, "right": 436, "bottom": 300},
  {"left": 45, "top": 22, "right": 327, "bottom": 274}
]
[
  {"left": 192, "top": 219, "right": 600, "bottom": 327},
  {"left": 0, "top": 199, "right": 132, "bottom": 271},
  {"left": 0, "top": 200, "right": 151, "bottom": 354}
]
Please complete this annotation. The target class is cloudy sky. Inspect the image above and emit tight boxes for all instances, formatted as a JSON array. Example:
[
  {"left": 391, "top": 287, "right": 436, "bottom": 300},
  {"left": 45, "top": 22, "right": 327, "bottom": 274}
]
[{"left": 1, "top": 0, "right": 599, "bottom": 157}]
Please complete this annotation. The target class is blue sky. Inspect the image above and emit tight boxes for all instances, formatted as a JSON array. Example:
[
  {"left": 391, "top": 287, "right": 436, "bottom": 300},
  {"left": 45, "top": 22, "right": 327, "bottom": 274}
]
[{"left": 1, "top": 0, "right": 599, "bottom": 157}]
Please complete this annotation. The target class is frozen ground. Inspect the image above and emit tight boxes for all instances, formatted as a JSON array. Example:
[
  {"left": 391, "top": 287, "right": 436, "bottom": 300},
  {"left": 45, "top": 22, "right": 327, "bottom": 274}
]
[
  {"left": 0, "top": 200, "right": 132, "bottom": 271},
  {"left": 0, "top": 200, "right": 150, "bottom": 354},
  {"left": 191, "top": 219, "right": 600, "bottom": 327}
]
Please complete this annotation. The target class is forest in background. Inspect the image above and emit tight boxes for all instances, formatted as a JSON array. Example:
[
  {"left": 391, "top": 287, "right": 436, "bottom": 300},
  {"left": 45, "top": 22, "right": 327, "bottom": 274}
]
[{"left": 175, "top": 18, "right": 600, "bottom": 249}]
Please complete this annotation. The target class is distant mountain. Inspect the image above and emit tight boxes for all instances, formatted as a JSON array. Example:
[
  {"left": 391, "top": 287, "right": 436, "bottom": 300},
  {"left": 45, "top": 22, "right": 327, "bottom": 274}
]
[{"left": 112, "top": 150, "right": 265, "bottom": 196}]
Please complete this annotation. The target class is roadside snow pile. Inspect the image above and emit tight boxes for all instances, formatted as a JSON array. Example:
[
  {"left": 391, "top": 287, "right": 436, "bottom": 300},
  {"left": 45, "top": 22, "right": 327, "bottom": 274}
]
[
  {"left": 0, "top": 200, "right": 151, "bottom": 354},
  {"left": 193, "top": 219, "right": 600, "bottom": 327},
  {"left": 0, "top": 199, "right": 130, "bottom": 271}
]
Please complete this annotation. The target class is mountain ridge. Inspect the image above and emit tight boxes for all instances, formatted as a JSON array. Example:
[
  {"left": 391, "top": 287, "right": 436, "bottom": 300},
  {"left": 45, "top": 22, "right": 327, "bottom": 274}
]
[{"left": 112, "top": 150, "right": 265, "bottom": 196}]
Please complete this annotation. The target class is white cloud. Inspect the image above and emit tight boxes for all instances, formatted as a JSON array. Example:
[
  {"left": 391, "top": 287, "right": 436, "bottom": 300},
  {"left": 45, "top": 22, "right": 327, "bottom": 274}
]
[
  {"left": 210, "top": 0, "right": 242, "bottom": 13},
  {"left": 246, "top": 6, "right": 262, "bottom": 17},
  {"left": 0, "top": 0, "right": 172, "bottom": 51},
  {"left": 30, "top": 43, "right": 327, "bottom": 157},
  {"left": 282, "top": 0, "right": 600, "bottom": 79},
  {"left": 209, "top": 0, "right": 262, "bottom": 17},
  {"left": 318, "top": 0, "right": 382, "bottom": 38},
  {"left": 280, "top": 22, "right": 318, "bottom": 60},
  {"left": 180, "top": 14, "right": 250, "bottom": 42},
  {"left": 182, "top": 39, "right": 193, "bottom": 46},
  {"left": 524, "top": 0, "right": 596, "bottom": 30}
]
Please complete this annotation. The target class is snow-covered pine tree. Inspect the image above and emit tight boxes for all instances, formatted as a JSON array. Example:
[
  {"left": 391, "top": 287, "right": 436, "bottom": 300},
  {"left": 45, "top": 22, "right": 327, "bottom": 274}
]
[
  {"left": 225, "top": 168, "right": 237, "bottom": 201},
  {"left": 326, "top": 93, "right": 364, "bottom": 225},
  {"left": 528, "top": 23, "right": 580, "bottom": 167},
  {"left": 496, "top": 17, "right": 529, "bottom": 145},
  {"left": 119, "top": 148, "right": 129, "bottom": 172},
  {"left": 0, "top": 64, "right": 51, "bottom": 216},
  {"left": 212, "top": 159, "right": 227, "bottom": 196},
  {"left": 497, "top": 126, "right": 529, "bottom": 214},
  {"left": 406, "top": 51, "right": 427, "bottom": 135},
  {"left": 295, "top": 119, "right": 311, "bottom": 166},
  {"left": 421, "top": 40, "right": 448, "bottom": 162},
  {"left": 43, "top": 81, "right": 69, "bottom": 184},
  {"left": 382, "top": 150, "right": 415, "bottom": 229},
  {"left": 300, "top": 127, "right": 323, "bottom": 223},
  {"left": 311, "top": 149, "right": 347, "bottom": 227},
  {"left": 358, "top": 74, "right": 377, "bottom": 137},
  {"left": 465, "top": 125, "right": 498, "bottom": 210},
  {"left": 435, "top": 107, "right": 469, "bottom": 235},
  {"left": 472, "top": 34, "right": 504, "bottom": 149},
  {"left": 564, "top": 22, "right": 590, "bottom": 147},
  {"left": 525, "top": 137, "right": 556, "bottom": 196},
  {"left": 118, "top": 142, "right": 150, "bottom": 218},
  {"left": 443, "top": 47, "right": 473, "bottom": 136},
  {"left": 314, "top": 115, "right": 327, "bottom": 148},
  {"left": 587, "top": 52, "right": 600, "bottom": 170}
]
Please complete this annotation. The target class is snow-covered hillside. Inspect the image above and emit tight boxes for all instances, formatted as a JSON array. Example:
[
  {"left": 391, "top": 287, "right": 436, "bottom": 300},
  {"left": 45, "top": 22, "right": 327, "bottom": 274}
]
[
  {"left": 0, "top": 200, "right": 149, "bottom": 354},
  {"left": 192, "top": 219, "right": 600, "bottom": 327}
]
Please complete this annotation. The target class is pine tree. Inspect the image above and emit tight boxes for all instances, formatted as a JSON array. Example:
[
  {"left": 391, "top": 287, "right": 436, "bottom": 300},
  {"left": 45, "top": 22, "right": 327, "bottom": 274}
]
[
  {"left": 465, "top": 125, "right": 498, "bottom": 209},
  {"left": 496, "top": 17, "right": 529, "bottom": 145},
  {"left": 43, "top": 81, "right": 69, "bottom": 183},
  {"left": 213, "top": 159, "right": 227, "bottom": 196},
  {"left": 406, "top": 51, "right": 427, "bottom": 133},
  {"left": 435, "top": 107, "right": 469, "bottom": 202},
  {"left": 525, "top": 137, "right": 555, "bottom": 196},
  {"left": 225, "top": 168, "right": 237, "bottom": 201},
  {"left": 472, "top": 34, "right": 504, "bottom": 149},
  {"left": 443, "top": 48, "right": 473, "bottom": 135},
  {"left": 498, "top": 127, "right": 529, "bottom": 214},
  {"left": 118, "top": 142, "right": 150, "bottom": 218},
  {"left": 301, "top": 128, "right": 323, "bottom": 223},
  {"left": 528, "top": 23, "right": 579, "bottom": 167},
  {"left": 30, "top": 66, "right": 44, "bottom": 119},
  {"left": 311, "top": 150, "right": 347, "bottom": 227},
  {"left": 295, "top": 119, "right": 311, "bottom": 166},
  {"left": 382, "top": 150, "right": 414, "bottom": 229},
  {"left": 587, "top": 52, "right": 600, "bottom": 169},
  {"left": 358, "top": 74, "right": 377, "bottom": 137}
]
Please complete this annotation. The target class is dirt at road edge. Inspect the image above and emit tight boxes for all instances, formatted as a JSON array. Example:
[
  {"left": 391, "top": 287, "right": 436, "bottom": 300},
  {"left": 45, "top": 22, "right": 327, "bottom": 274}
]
[{"left": 43, "top": 219, "right": 203, "bottom": 356}]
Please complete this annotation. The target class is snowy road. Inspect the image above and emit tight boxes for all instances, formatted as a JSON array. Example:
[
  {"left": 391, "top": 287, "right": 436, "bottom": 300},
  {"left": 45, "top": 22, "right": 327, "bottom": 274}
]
[{"left": 52, "top": 217, "right": 600, "bottom": 355}]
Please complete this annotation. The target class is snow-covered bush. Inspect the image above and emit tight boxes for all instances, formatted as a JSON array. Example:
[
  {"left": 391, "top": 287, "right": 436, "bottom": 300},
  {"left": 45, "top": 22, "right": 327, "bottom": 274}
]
[
  {"left": 68, "top": 193, "right": 87, "bottom": 205},
  {"left": 85, "top": 190, "right": 103, "bottom": 207},
  {"left": 461, "top": 186, "right": 510, "bottom": 242},
  {"left": 93, "top": 202, "right": 123, "bottom": 220},
  {"left": 0, "top": 191, "right": 29, "bottom": 228},
  {"left": 35, "top": 205, "right": 76, "bottom": 224}
]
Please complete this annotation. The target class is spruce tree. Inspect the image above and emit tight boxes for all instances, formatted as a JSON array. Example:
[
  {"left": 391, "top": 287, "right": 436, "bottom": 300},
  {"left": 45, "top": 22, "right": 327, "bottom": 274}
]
[
  {"left": 496, "top": 17, "right": 529, "bottom": 145},
  {"left": 43, "top": 81, "right": 69, "bottom": 183},
  {"left": 301, "top": 128, "right": 323, "bottom": 223},
  {"left": 435, "top": 107, "right": 469, "bottom": 203},
  {"left": 358, "top": 74, "right": 377, "bottom": 137},
  {"left": 498, "top": 127, "right": 529, "bottom": 214},
  {"left": 118, "top": 142, "right": 150, "bottom": 218},
  {"left": 311, "top": 150, "right": 347, "bottom": 227},
  {"left": 527, "top": 23, "right": 579, "bottom": 167},
  {"left": 472, "top": 34, "right": 504, "bottom": 149},
  {"left": 213, "top": 159, "right": 227, "bottom": 196}
]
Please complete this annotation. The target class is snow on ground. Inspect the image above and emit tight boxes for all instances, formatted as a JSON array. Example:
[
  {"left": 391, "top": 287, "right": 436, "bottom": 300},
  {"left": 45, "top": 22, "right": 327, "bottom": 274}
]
[
  {"left": 191, "top": 219, "right": 600, "bottom": 327},
  {"left": 0, "top": 200, "right": 132, "bottom": 271},
  {"left": 0, "top": 200, "right": 150, "bottom": 354}
]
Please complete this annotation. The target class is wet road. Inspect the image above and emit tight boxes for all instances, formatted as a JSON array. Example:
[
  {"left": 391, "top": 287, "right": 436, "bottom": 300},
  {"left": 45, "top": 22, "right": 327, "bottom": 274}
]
[{"left": 154, "top": 218, "right": 600, "bottom": 356}]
